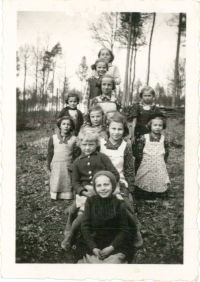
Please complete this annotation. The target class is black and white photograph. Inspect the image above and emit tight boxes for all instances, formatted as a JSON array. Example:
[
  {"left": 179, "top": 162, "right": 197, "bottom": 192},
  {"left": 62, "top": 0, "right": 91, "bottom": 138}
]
[
  {"left": 1, "top": 0, "right": 199, "bottom": 280},
  {"left": 16, "top": 11, "right": 185, "bottom": 264}
]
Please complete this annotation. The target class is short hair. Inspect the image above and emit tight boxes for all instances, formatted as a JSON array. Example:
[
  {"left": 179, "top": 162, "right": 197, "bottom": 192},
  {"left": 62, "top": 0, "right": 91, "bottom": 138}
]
[
  {"left": 77, "top": 128, "right": 100, "bottom": 147},
  {"left": 98, "top": 48, "right": 115, "bottom": 63},
  {"left": 101, "top": 74, "right": 116, "bottom": 90},
  {"left": 139, "top": 86, "right": 155, "bottom": 99},
  {"left": 91, "top": 58, "right": 109, "bottom": 71},
  {"left": 85, "top": 105, "right": 104, "bottom": 125},
  {"left": 107, "top": 113, "right": 129, "bottom": 137},
  {"left": 147, "top": 113, "right": 167, "bottom": 130},
  {"left": 56, "top": 115, "right": 75, "bottom": 131},
  {"left": 65, "top": 92, "right": 80, "bottom": 104}
]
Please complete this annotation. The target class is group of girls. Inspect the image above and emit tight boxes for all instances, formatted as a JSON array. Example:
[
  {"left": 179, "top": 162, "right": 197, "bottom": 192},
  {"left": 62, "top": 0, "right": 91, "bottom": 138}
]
[{"left": 47, "top": 48, "right": 170, "bottom": 264}]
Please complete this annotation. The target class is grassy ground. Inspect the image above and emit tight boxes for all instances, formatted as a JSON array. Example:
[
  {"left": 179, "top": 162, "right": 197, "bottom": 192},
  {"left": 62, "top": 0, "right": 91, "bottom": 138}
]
[{"left": 16, "top": 117, "right": 184, "bottom": 264}]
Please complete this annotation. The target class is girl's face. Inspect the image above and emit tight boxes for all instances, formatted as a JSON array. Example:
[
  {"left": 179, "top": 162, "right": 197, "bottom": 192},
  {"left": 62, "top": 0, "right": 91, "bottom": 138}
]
[
  {"left": 151, "top": 118, "right": 163, "bottom": 134},
  {"left": 96, "top": 62, "right": 107, "bottom": 77},
  {"left": 60, "top": 119, "right": 72, "bottom": 135},
  {"left": 109, "top": 121, "right": 124, "bottom": 143},
  {"left": 142, "top": 91, "right": 154, "bottom": 104},
  {"left": 68, "top": 97, "right": 78, "bottom": 108},
  {"left": 95, "top": 175, "right": 113, "bottom": 198},
  {"left": 99, "top": 49, "right": 112, "bottom": 63},
  {"left": 79, "top": 139, "right": 97, "bottom": 156},
  {"left": 101, "top": 78, "right": 113, "bottom": 95},
  {"left": 90, "top": 110, "right": 103, "bottom": 127}
]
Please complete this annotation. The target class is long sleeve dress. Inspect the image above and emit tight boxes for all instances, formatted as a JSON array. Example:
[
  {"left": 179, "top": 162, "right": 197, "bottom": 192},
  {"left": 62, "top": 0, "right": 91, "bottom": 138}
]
[
  {"left": 127, "top": 102, "right": 161, "bottom": 172},
  {"left": 47, "top": 132, "right": 80, "bottom": 200},
  {"left": 77, "top": 195, "right": 133, "bottom": 263}
]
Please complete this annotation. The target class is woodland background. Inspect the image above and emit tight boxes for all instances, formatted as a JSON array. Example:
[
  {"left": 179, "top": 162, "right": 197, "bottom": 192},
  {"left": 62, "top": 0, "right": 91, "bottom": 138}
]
[
  {"left": 16, "top": 12, "right": 185, "bottom": 263},
  {"left": 17, "top": 12, "right": 186, "bottom": 126}
]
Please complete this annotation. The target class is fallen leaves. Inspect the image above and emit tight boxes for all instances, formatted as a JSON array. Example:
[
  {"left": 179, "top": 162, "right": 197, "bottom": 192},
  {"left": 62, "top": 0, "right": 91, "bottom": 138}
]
[{"left": 16, "top": 127, "right": 184, "bottom": 264}]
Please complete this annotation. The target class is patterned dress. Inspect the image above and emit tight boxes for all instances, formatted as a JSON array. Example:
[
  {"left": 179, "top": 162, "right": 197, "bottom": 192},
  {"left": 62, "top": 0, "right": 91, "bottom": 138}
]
[
  {"left": 127, "top": 103, "right": 161, "bottom": 172},
  {"left": 48, "top": 133, "right": 77, "bottom": 199},
  {"left": 90, "top": 95, "right": 121, "bottom": 114},
  {"left": 135, "top": 134, "right": 170, "bottom": 193}
]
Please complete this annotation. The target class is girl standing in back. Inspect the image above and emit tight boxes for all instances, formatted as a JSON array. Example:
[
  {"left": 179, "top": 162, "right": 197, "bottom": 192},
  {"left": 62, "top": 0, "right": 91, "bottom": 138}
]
[
  {"left": 90, "top": 48, "right": 121, "bottom": 85},
  {"left": 82, "top": 105, "right": 107, "bottom": 138},
  {"left": 128, "top": 86, "right": 161, "bottom": 172},
  {"left": 90, "top": 74, "right": 121, "bottom": 113},
  {"left": 89, "top": 48, "right": 121, "bottom": 99},
  {"left": 134, "top": 113, "right": 170, "bottom": 200},
  {"left": 58, "top": 92, "right": 84, "bottom": 136},
  {"left": 47, "top": 116, "right": 78, "bottom": 200},
  {"left": 83, "top": 59, "right": 108, "bottom": 115}
]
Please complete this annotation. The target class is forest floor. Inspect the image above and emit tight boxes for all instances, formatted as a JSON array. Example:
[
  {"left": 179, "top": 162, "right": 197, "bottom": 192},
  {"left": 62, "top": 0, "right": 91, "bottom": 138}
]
[{"left": 16, "top": 117, "right": 184, "bottom": 264}]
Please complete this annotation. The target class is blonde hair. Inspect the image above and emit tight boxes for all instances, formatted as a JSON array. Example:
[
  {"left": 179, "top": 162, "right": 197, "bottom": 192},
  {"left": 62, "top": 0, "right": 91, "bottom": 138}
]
[{"left": 77, "top": 127, "right": 100, "bottom": 146}]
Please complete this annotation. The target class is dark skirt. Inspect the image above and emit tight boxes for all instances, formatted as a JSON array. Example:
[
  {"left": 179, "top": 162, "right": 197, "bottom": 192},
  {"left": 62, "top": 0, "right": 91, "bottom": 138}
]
[{"left": 134, "top": 186, "right": 169, "bottom": 200}]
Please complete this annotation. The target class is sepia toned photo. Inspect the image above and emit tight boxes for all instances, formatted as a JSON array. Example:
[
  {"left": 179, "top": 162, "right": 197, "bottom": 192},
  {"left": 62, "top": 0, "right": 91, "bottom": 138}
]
[
  {"left": 1, "top": 0, "right": 199, "bottom": 280},
  {"left": 16, "top": 11, "right": 185, "bottom": 264}
]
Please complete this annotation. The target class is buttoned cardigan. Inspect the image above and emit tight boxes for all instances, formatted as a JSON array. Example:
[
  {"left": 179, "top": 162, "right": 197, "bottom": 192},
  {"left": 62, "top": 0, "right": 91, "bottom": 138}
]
[{"left": 72, "top": 151, "right": 120, "bottom": 195}]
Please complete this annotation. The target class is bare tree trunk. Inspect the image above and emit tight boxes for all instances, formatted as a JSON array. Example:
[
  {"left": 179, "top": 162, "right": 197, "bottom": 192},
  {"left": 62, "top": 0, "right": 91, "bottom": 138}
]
[
  {"left": 51, "top": 70, "right": 55, "bottom": 115},
  {"left": 23, "top": 63, "right": 27, "bottom": 117},
  {"left": 128, "top": 41, "right": 134, "bottom": 105},
  {"left": 172, "top": 13, "right": 182, "bottom": 107},
  {"left": 34, "top": 61, "right": 38, "bottom": 122},
  {"left": 42, "top": 70, "right": 45, "bottom": 124},
  {"left": 122, "top": 13, "right": 133, "bottom": 107},
  {"left": 56, "top": 88, "right": 58, "bottom": 117},
  {"left": 131, "top": 49, "right": 137, "bottom": 103},
  {"left": 111, "top": 13, "right": 118, "bottom": 51},
  {"left": 146, "top": 13, "right": 156, "bottom": 86}
]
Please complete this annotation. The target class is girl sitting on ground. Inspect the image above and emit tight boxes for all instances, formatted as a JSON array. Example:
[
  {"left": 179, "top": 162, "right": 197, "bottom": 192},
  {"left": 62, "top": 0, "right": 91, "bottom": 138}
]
[
  {"left": 134, "top": 113, "right": 170, "bottom": 200},
  {"left": 77, "top": 171, "right": 133, "bottom": 264},
  {"left": 47, "top": 116, "right": 79, "bottom": 200}
]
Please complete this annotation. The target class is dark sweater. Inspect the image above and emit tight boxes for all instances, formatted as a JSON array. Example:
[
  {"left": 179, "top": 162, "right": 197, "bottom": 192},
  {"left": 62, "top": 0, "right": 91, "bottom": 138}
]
[
  {"left": 58, "top": 107, "right": 84, "bottom": 136},
  {"left": 72, "top": 151, "right": 120, "bottom": 195},
  {"left": 128, "top": 103, "right": 161, "bottom": 137},
  {"left": 87, "top": 77, "right": 102, "bottom": 99},
  {"left": 81, "top": 195, "right": 132, "bottom": 256}
]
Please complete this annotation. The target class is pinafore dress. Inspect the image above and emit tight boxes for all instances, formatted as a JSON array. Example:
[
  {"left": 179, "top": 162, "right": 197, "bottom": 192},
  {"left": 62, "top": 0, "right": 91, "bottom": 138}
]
[
  {"left": 50, "top": 134, "right": 76, "bottom": 199},
  {"left": 135, "top": 134, "right": 170, "bottom": 193},
  {"left": 100, "top": 139, "right": 128, "bottom": 192}
]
